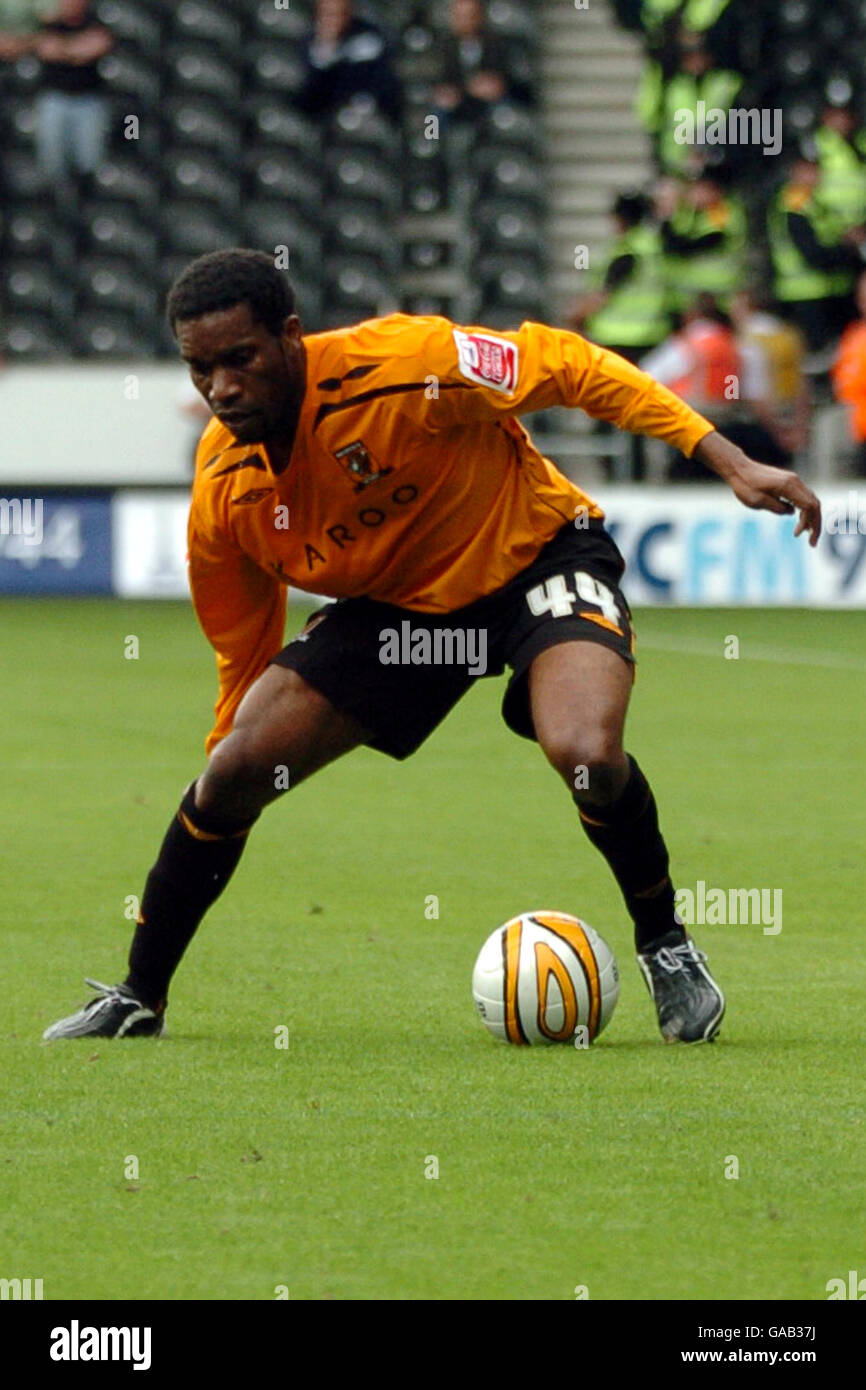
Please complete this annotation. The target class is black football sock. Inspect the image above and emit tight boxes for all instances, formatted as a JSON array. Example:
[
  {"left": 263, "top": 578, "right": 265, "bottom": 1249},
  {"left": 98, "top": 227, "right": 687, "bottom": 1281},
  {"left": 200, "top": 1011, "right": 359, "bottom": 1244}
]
[
  {"left": 124, "top": 783, "right": 258, "bottom": 1010},
  {"left": 574, "top": 754, "right": 685, "bottom": 954}
]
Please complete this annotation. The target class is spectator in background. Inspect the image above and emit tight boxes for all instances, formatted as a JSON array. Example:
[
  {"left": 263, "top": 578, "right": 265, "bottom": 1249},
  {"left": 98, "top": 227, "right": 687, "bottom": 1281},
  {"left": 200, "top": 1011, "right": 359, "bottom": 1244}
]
[
  {"left": 728, "top": 288, "right": 810, "bottom": 467},
  {"left": 568, "top": 191, "right": 671, "bottom": 363},
  {"left": 296, "top": 0, "right": 402, "bottom": 125},
  {"left": 640, "top": 292, "right": 741, "bottom": 478},
  {"left": 642, "top": 292, "right": 740, "bottom": 415},
  {"left": 832, "top": 270, "right": 866, "bottom": 475},
  {"left": 814, "top": 105, "right": 866, "bottom": 233},
  {"left": 768, "top": 154, "right": 863, "bottom": 353},
  {"left": 658, "top": 168, "right": 747, "bottom": 312},
  {"left": 34, "top": 0, "right": 113, "bottom": 196},
  {"left": 567, "top": 191, "right": 672, "bottom": 480},
  {"left": 636, "top": 28, "right": 742, "bottom": 175},
  {"left": 431, "top": 0, "right": 533, "bottom": 125}
]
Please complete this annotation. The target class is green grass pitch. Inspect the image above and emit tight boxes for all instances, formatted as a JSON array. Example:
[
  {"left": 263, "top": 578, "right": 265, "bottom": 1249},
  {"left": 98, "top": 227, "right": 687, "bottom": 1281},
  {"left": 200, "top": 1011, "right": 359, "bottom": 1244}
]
[{"left": 2, "top": 597, "right": 864, "bottom": 1301}]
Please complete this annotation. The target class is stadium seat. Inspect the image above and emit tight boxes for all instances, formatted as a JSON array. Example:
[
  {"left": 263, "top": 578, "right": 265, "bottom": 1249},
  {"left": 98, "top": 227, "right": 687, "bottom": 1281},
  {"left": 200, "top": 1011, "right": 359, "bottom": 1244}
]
[
  {"left": 324, "top": 257, "right": 396, "bottom": 316},
  {"left": 6, "top": 260, "right": 75, "bottom": 321},
  {"left": 401, "top": 239, "right": 456, "bottom": 273},
  {"left": 2, "top": 153, "right": 46, "bottom": 200},
  {"left": 160, "top": 201, "right": 241, "bottom": 255},
  {"left": 824, "top": 72, "right": 856, "bottom": 106},
  {"left": 92, "top": 159, "right": 161, "bottom": 214},
  {"left": 398, "top": 17, "right": 439, "bottom": 85},
  {"left": 73, "top": 310, "right": 150, "bottom": 358},
  {"left": 475, "top": 152, "right": 545, "bottom": 207},
  {"left": 81, "top": 205, "right": 159, "bottom": 266},
  {"left": 331, "top": 97, "right": 395, "bottom": 156},
  {"left": 1, "top": 314, "right": 72, "bottom": 360},
  {"left": 248, "top": 100, "right": 321, "bottom": 161},
  {"left": 483, "top": 103, "right": 539, "bottom": 154},
  {"left": 251, "top": 0, "right": 312, "bottom": 43},
  {"left": 5, "top": 206, "right": 77, "bottom": 268},
  {"left": 245, "top": 42, "right": 306, "bottom": 96},
  {"left": 778, "top": 43, "right": 816, "bottom": 85},
  {"left": 166, "top": 44, "right": 241, "bottom": 102},
  {"left": 325, "top": 150, "right": 400, "bottom": 212},
  {"left": 474, "top": 248, "right": 544, "bottom": 288},
  {"left": 777, "top": 0, "right": 813, "bottom": 35},
  {"left": 244, "top": 149, "right": 323, "bottom": 211},
  {"left": 326, "top": 204, "right": 397, "bottom": 266},
  {"left": 4, "top": 53, "right": 41, "bottom": 94},
  {"left": 781, "top": 96, "right": 822, "bottom": 140},
  {"left": 77, "top": 257, "right": 159, "bottom": 318},
  {"left": 480, "top": 263, "right": 545, "bottom": 316},
  {"left": 401, "top": 137, "right": 449, "bottom": 214},
  {"left": 6, "top": 97, "right": 37, "bottom": 151},
  {"left": 475, "top": 201, "right": 542, "bottom": 255},
  {"left": 241, "top": 202, "right": 323, "bottom": 277},
  {"left": 162, "top": 96, "right": 243, "bottom": 159},
  {"left": 163, "top": 150, "right": 241, "bottom": 213},
  {"left": 170, "top": 1, "right": 242, "bottom": 54},
  {"left": 487, "top": 0, "right": 538, "bottom": 44},
  {"left": 98, "top": 49, "right": 162, "bottom": 105},
  {"left": 95, "top": 0, "right": 163, "bottom": 56}
]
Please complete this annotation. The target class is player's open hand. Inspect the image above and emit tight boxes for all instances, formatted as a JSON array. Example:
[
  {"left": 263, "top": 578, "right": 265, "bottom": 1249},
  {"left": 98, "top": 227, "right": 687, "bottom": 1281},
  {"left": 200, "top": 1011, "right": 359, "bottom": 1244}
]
[
  {"left": 728, "top": 458, "right": 822, "bottom": 546},
  {"left": 694, "top": 433, "right": 822, "bottom": 546}
]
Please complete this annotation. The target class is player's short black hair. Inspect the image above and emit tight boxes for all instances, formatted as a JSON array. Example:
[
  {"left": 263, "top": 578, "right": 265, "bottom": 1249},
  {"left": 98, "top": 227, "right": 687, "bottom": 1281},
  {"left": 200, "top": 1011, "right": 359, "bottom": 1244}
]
[{"left": 166, "top": 248, "right": 296, "bottom": 336}]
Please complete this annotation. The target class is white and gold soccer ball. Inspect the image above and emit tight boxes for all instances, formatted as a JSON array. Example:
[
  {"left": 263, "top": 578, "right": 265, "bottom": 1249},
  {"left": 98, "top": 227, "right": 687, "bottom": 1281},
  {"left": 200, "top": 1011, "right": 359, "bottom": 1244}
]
[{"left": 472, "top": 910, "right": 620, "bottom": 1045}]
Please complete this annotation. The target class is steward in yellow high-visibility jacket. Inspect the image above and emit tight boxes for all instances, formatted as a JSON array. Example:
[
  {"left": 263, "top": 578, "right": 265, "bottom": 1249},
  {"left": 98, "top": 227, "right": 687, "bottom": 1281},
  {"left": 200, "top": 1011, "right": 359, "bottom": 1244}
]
[
  {"left": 571, "top": 192, "right": 672, "bottom": 360},
  {"left": 768, "top": 157, "right": 863, "bottom": 351},
  {"left": 637, "top": 39, "right": 743, "bottom": 176},
  {"left": 814, "top": 107, "right": 866, "bottom": 231},
  {"left": 660, "top": 172, "right": 747, "bottom": 312}
]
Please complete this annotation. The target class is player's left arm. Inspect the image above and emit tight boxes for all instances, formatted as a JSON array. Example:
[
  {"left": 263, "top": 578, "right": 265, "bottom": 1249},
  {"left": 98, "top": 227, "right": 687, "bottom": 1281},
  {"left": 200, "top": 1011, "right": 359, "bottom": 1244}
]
[{"left": 403, "top": 317, "right": 821, "bottom": 545}]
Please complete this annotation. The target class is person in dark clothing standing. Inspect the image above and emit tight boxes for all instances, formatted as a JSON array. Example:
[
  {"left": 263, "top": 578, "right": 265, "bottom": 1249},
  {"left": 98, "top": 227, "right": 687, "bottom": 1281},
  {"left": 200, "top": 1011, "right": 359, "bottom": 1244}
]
[
  {"left": 34, "top": 0, "right": 113, "bottom": 193},
  {"left": 431, "top": 0, "right": 533, "bottom": 124},
  {"left": 295, "top": 0, "right": 402, "bottom": 124}
]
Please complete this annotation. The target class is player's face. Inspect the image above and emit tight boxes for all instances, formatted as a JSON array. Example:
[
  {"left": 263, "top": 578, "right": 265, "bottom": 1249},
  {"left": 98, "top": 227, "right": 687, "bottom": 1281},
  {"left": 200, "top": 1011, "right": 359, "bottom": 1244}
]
[{"left": 178, "top": 302, "right": 306, "bottom": 445}]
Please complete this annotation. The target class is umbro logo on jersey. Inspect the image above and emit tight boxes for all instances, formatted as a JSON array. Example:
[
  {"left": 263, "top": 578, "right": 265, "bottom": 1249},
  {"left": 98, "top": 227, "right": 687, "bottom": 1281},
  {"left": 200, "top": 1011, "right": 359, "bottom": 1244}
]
[
  {"left": 333, "top": 439, "right": 393, "bottom": 491},
  {"left": 232, "top": 487, "right": 274, "bottom": 506}
]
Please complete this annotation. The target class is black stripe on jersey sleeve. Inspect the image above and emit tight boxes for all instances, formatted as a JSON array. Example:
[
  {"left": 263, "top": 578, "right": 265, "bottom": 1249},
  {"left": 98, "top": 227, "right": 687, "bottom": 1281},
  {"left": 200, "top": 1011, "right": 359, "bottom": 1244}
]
[
  {"left": 317, "top": 363, "right": 380, "bottom": 391},
  {"left": 313, "top": 380, "right": 470, "bottom": 431}
]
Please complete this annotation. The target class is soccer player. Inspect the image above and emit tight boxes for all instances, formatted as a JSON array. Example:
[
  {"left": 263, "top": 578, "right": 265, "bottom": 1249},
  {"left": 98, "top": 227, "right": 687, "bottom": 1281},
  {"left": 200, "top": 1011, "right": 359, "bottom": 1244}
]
[{"left": 44, "top": 249, "right": 821, "bottom": 1045}]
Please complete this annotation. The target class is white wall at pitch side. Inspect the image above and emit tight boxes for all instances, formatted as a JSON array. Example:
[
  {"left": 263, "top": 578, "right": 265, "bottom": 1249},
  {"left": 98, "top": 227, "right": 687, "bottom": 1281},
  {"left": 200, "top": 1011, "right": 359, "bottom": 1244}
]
[{"left": 0, "top": 365, "right": 206, "bottom": 485}]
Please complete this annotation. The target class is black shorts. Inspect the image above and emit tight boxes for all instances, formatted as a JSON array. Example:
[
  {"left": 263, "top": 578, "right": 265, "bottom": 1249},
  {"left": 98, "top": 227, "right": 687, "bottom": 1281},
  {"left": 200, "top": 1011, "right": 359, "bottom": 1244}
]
[{"left": 271, "top": 520, "right": 635, "bottom": 759}]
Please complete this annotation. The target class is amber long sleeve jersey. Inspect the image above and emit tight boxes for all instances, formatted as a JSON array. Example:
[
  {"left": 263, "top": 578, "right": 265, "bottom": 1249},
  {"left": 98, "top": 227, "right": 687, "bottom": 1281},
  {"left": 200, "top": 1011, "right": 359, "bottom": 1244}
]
[{"left": 188, "top": 314, "right": 715, "bottom": 752}]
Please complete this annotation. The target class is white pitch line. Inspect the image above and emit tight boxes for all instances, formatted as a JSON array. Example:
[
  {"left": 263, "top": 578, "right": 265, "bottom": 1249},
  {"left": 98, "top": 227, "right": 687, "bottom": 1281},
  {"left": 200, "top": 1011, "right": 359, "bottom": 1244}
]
[{"left": 638, "top": 634, "right": 866, "bottom": 672}]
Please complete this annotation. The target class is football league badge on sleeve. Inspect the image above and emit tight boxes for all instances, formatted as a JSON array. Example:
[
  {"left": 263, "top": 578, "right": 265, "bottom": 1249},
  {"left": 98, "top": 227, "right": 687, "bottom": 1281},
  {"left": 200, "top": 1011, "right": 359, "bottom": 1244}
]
[{"left": 452, "top": 329, "right": 519, "bottom": 393}]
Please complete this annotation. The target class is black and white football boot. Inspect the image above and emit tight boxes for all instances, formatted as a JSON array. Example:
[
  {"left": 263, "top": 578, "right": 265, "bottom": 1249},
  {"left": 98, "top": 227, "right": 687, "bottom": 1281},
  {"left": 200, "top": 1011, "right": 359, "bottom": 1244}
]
[
  {"left": 637, "top": 932, "right": 725, "bottom": 1043},
  {"left": 43, "top": 979, "right": 165, "bottom": 1041}
]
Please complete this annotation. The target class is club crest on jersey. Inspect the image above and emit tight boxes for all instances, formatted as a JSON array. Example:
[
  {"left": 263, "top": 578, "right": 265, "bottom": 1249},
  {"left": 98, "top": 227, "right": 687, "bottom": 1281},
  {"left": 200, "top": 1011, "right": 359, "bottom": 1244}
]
[
  {"left": 452, "top": 329, "right": 518, "bottom": 393},
  {"left": 333, "top": 439, "right": 393, "bottom": 491}
]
